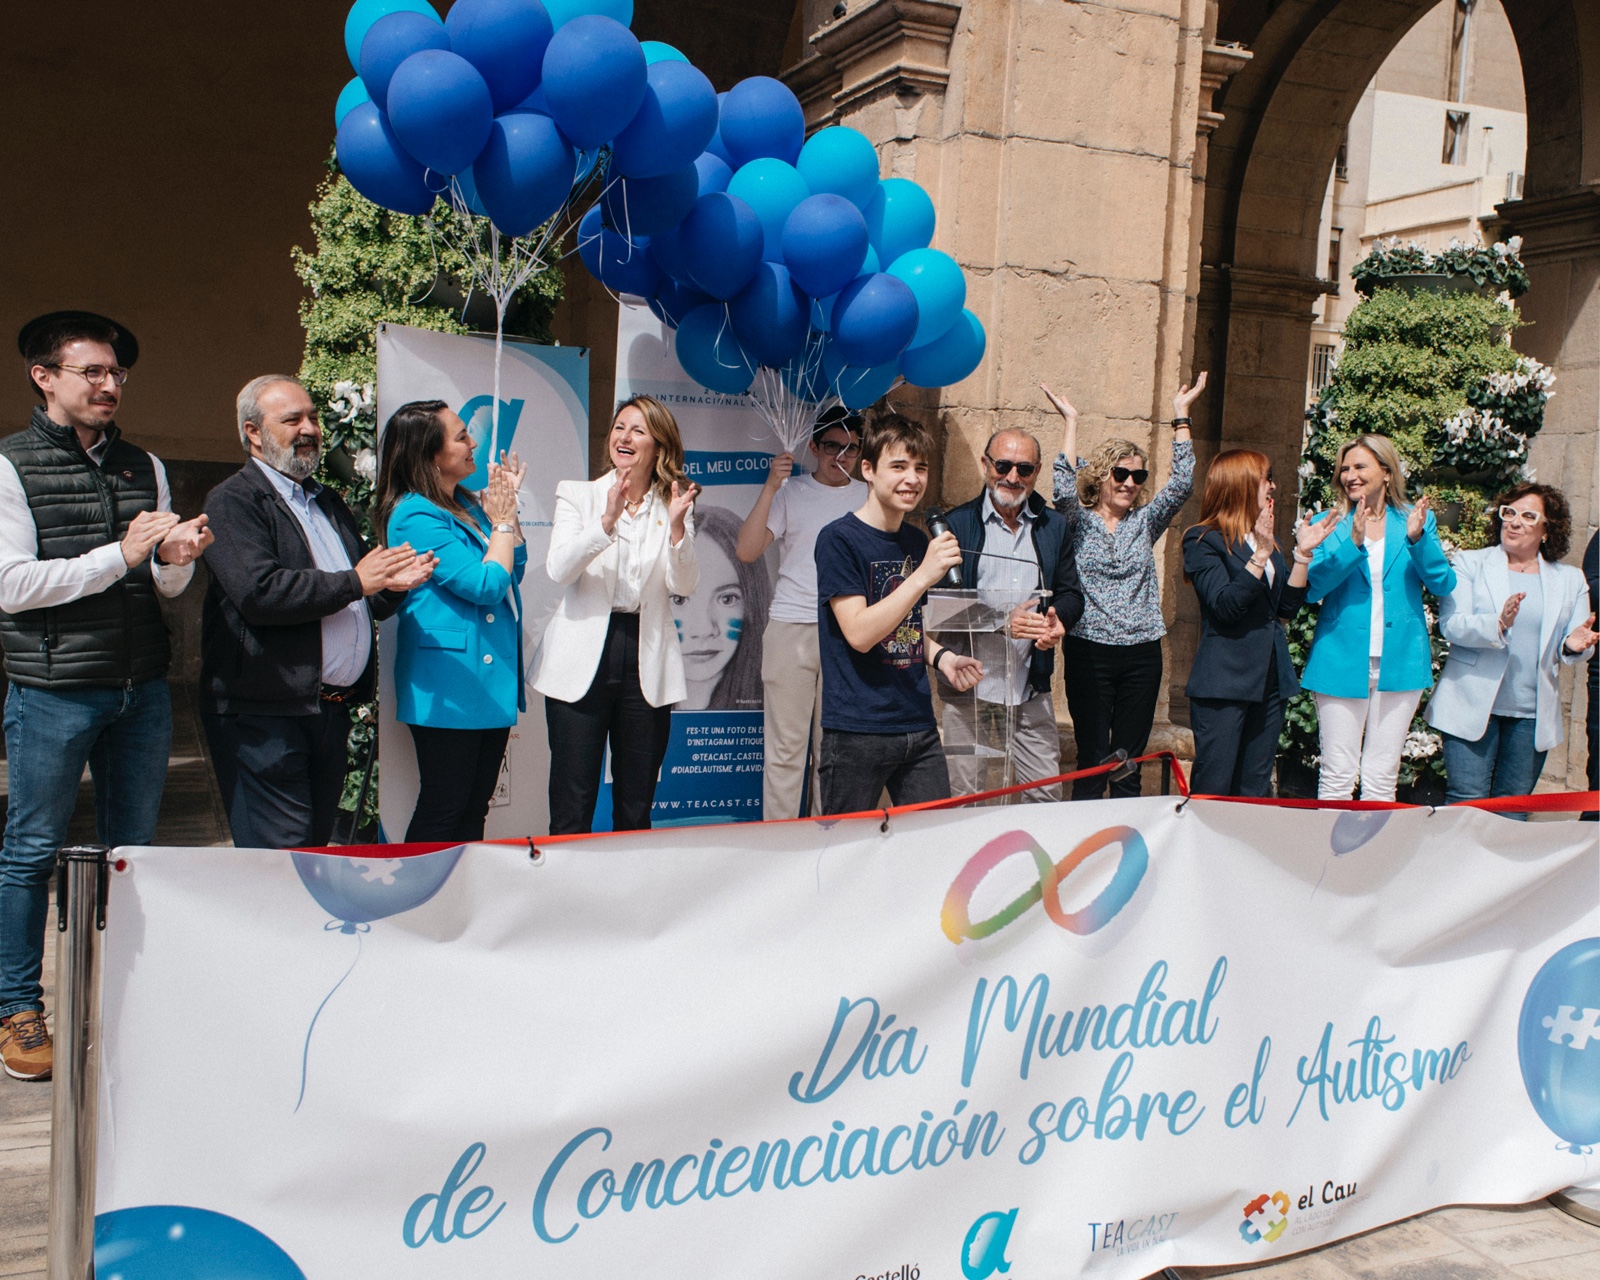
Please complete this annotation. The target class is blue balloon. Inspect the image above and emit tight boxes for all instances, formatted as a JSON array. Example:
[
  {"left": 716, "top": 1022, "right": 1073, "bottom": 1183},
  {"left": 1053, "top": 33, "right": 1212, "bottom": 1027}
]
[
  {"left": 344, "top": 0, "right": 441, "bottom": 72},
  {"left": 446, "top": 0, "right": 554, "bottom": 113},
  {"left": 544, "top": 0, "right": 632, "bottom": 27},
  {"left": 359, "top": 11, "right": 450, "bottom": 112},
  {"left": 336, "top": 101, "right": 436, "bottom": 214},
  {"left": 292, "top": 846, "right": 465, "bottom": 928},
  {"left": 540, "top": 16, "right": 647, "bottom": 149},
  {"left": 649, "top": 278, "right": 714, "bottom": 329},
  {"left": 888, "top": 247, "right": 966, "bottom": 348},
  {"left": 1330, "top": 810, "right": 1390, "bottom": 855},
  {"left": 611, "top": 60, "right": 719, "bottom": 179},
  {"left": 674, "top": 304, "right": 755, "bottom": 394},
  {"left": 824, "top": 345, "right": 901, "bottom": 411},
  {"left": 830, "top": 272, "right": 919, "bottom": 369},
  {"left": 901, "top": 307, "right": 986, "bottom": 388},
  {"left": 782, "top": 193, "right": 869, "bottom": 299},
  {"left": 719, "top": 75, "right": 805, "bottom": 168},
  {"left": 694, "top": 151, "right": 732, "bottom": 196},
  {"left": 680, "top": 192, "right": 764, "bottom": 300},
  {"left": 796, "top": 125, "right": 880, "bottom": 210},
  {"left": 648, "top": 226, "right": 695, "bottom": 284},
  {"left": 864, "top": 177, "right": 937, "bottom": 268},
  {"left": 641, "top": 40, "right": 687, "bottom": 64},
  {"left": 96, "top": 1205, "right": 306, "bottom": 1279},
  {"left": 729, "top": 262, "right": 809, "bottom": 367},
  {"left": 474, "top": 110, "right": 578, "bottom": 235},
  {"left": 705, "top": 93, "right": 734, "bottom": 166},
  {"left": 602, "top": 163, "right": 699, "bottom": 236},
  {"left": 386, "top": 49, "right": 495, "bottom": 175},
  {"left": 577, "top": 205, "right": 659, "bottom": 295},
  {"left": 1519, "top": 937, "right": 1600, "bottom": 1152},
  {"left": 810, "top": 245, "right": 880, "bottom": 331},
  {"left": 451, "top": 164, "right": 490, "bottom": 215},
  {"left": 335, "top": 77, "right": 371, "bottom": 128},
  {"left": 726, "top": 158, "right": 810, "bottom": 262}
]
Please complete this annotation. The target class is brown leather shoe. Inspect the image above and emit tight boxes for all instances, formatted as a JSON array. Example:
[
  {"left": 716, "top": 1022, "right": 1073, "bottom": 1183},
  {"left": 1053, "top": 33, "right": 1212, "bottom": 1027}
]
[{"left": 0, "top": 1010, "right": 52, "bottom": 1081}]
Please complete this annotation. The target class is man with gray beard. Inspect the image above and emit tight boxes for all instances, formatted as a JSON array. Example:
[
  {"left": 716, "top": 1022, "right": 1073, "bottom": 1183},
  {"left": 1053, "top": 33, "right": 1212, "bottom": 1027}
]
[{"left": 200, "top": 376, "right": 434, "bottom": 848}]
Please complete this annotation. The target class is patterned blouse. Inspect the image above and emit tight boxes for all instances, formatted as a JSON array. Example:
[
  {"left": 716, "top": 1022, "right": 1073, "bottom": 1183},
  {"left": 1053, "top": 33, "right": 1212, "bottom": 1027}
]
[{"left": 1051, "top": 439, "right": 1194, "bottom": 644}]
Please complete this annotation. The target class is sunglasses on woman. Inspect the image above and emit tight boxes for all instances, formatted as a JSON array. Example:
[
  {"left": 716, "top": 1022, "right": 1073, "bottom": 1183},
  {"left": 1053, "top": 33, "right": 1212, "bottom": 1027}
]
[
  {"left": 1498, "top": 506, "right": 1545, "bottom": 526},
  {"left": 984, "top": 456, "right": 1038, "bottom": 478},
  {"left": 1110, "top": 466, "right": 1149, "bottom": 485}
]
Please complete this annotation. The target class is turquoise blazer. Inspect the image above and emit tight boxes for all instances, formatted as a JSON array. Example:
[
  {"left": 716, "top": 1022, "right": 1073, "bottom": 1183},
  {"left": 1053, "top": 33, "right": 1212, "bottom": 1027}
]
[
  {"left": 388, "top": 493, "right": 527, "bottom": 729},
  {"left": 1301, "top": 505, "right": 1456, "bottom": 699}
]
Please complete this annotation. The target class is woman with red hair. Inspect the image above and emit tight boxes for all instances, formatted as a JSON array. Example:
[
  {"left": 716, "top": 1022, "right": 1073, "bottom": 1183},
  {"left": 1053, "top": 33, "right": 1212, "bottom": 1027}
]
[{"left": 1181, "top": 450, "right": 1335, "bottom": 795}]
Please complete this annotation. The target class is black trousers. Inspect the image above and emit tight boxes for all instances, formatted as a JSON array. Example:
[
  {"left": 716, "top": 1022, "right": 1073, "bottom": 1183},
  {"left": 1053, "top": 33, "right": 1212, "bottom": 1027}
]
[
  {"left": 1061, "top": 636, "right": 1163, "bottom": 801},
  {"left": 1583, "top": 667, "right": 1597, "bottom": 822},
  {"left": 545, "top": 613, "right": 672, "bottom": 834},
  {"left": 818, "top": 727, "right": 950, "bottom": 815},
  {"left": 1188, "top": 650, "right": 1286, "bottom": 797},
  {"left": 405, "top": 724, "right": 512, "bottom": 843},
  {"left": 203, "top": 699, "right": 354, "bottom": 849}
]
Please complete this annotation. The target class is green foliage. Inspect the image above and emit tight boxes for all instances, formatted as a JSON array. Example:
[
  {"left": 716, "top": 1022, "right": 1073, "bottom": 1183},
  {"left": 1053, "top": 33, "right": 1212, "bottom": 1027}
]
[{"left": 1351, "top": 235, "right": 1530, "bottom": 298}]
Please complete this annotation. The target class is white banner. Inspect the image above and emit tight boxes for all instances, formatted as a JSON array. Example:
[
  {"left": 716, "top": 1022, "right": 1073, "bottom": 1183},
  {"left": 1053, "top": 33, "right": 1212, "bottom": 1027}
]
[
  {"left": 374, "top": 323, "right": 590, "bottom": 840},
  {"left": 94, "top": 801, "right": 1598, "bottom": 1278}
]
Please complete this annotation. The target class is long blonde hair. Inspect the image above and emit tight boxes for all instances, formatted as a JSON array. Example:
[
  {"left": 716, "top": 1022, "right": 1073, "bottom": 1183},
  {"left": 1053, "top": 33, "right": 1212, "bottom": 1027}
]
[
  {"left": 614, "top": 394, "right": 692, "bottom": 503},
  {"left": 1077, "top": 438, "right": 1152, "bottom": 509},
  {"left": 1331, "top": 434, "right": 1410, "bottom": 519}
]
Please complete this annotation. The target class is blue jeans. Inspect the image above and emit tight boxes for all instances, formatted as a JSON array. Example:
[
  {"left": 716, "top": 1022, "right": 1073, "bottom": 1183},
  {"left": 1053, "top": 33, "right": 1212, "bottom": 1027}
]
[
  {"left": 0, "top": 680, "right": 171, "bottom": 1017},
  {"left": 1441, "top": 715, "right": 1546, "bottom": 823}
]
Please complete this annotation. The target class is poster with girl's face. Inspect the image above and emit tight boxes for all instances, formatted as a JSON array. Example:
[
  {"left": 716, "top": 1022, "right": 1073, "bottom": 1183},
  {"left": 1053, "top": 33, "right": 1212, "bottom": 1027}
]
[{"left": 672, "top": 503, "right": 772, "bottom": 712}]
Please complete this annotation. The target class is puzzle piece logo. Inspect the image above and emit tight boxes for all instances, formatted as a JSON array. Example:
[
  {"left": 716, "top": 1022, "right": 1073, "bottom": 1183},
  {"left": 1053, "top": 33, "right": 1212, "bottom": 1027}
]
[
  {"left": 350, "top": 858, "right": 403, "bottom": 886},
  {"left": 1541, "top": 1005, "right": 1600, "bottom": 1051},
  {"left": 1239, "top": 1191, "right": 1290, "bottom": 1244}
]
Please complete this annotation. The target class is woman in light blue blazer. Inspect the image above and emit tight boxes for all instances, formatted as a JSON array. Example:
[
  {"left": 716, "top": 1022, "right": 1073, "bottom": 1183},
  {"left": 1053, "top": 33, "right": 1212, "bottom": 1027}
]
[
  {"left": 1426, "top": 484, "right": 1597, "bottom": 815},
  {"left": 1302, "top": 434, "right": 1456, "bottom": 800},
  {"left": 373, "top": 400, "right": 527, "bottom": 843}
]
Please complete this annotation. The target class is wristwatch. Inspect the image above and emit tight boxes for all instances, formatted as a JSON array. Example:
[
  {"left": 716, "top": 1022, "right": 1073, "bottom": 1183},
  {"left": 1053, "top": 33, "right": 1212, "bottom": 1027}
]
[{"left": 493, "top": 523, "right": 516, "bottom": 534}]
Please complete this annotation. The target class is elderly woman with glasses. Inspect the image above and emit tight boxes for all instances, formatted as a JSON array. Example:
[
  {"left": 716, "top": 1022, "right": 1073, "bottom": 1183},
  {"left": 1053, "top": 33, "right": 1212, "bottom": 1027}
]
[
  {"left": 1042, "top": 374, "right": 1205, "bottom": 799},
  {"left": 1425, "top": 482, "right": 1597, "bottom": 814}
]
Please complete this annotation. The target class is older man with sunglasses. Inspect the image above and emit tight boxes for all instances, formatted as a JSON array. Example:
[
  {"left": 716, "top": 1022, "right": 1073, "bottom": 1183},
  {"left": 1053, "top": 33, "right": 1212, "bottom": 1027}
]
[{"left": 938, "top": 430, "right": 1084, "bottom": 800}]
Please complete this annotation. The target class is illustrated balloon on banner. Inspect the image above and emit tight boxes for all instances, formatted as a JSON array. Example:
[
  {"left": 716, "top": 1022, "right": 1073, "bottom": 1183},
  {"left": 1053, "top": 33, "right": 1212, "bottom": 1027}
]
[
  {"left": 386, "top": 49, "right": 495, "bottom": 175},
  {"left": 781, "top": 193, "right": 869, "bottom": 299},
  {"left": 830, "top": 272, "right": 920, "bottom": 369},
  {"left": 543, "top": 0, "right": 632, "bottom": 27},
  {"left": 674, "top": 303, "right": 756, "bottom": 394},
  {"left": 649, "top": 278, "right": 713, "bottom": 329},
  {"left": 864, "top": 176, "right": 937, "bottom": 268},
  {"left": 344, "top": 0, "right": 441, "bottom": 72},
  {"left": 889, "top": 247, "right": 967, "bottom": 348},
  {"left": 474, "top": 109, "right": 578, "bottom": 235},
  {"left": 718, "top": 75, "right": 805, "bottom": 167},
  {"left": 577, "top": 206, "right": 660, "bottom": 296},
  {"left": 679, "top": 191, "right": 763, "bottom": 300},
  {"left": 539, "top": 15, "right": 648, "bottom": 149},
  {"left": 95, "top": 1206, "right": 307, "bottom": 1280},
  {"left": 610, "top": 59, "right": 719, "bottom": 178},
  {"left": 602, "top": 162, "right": 698, "bottom": 236},
  {"left": 901, "top": 307, "right": 986, "bottom": 387},
  {"left": 334, "top": 77, "right": 371, "bottom": 127},
  {"left": 336, "top": 101, "right": 436, "bottom": 215},
  {"left": 641, "top": 39, "right": 687, "bottom": 64},
  {"left": 824, "top": 345, "right": 902, "bottom": 411},
  {"left": 728, "top": 262, "right": 809, "bottom": 367},
  {"left": 358, "top": 11, "right": 449, "bottom": 112},
  {"left": 1519, "top": 937, "right": 1600, "bottom": 1153},
  {"left": 445, "top": 0, "right": 555, "bottom": 113},
  {"left": 796, "top": 125, "right": 881, "bottom": 210},
  {"left": 726, "top": 157, "right": 810, "bottom": 262},
  {"left": 1330, "top": 810, "right": 1389, "bottom": 855}
]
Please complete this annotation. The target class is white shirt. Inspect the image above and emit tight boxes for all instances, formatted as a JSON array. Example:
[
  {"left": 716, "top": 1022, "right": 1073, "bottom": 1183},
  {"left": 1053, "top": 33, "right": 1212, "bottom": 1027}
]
[
  {"left": 609, "top": 490, "right": 660, "bottom": 614},
  {"left": 1366, "top": 531, "right": 1385, "bottom": 658},
  {"left": 253, "top": 459, "right": 371, "bottom": 687},
  {"left": 0, "top": 433, "right": 193, "bottom": 614},
  {"left": 973, "top": 493, "right": 1042, "bottom": 706},
  {"left": 765, "top": 471, "right": 867, "bottom": 623}
]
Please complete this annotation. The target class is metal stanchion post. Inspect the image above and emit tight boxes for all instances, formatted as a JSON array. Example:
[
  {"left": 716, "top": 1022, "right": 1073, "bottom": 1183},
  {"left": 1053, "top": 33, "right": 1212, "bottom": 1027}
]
[{"left": 47, "top": 844, "right": 110, "bottom": 1280}]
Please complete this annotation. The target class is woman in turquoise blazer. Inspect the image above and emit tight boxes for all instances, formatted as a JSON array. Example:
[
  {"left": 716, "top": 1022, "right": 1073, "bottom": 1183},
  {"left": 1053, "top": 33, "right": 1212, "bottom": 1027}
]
[
  {"left": 373, "top": 400, "right": 527, "bottom": 843},
  {"left": 1302, "top": 434, "right": 1455, "bottom": 801}
]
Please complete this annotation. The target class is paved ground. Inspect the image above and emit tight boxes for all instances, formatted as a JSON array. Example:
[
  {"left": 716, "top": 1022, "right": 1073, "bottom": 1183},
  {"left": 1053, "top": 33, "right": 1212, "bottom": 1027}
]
[{"left": 0, "top": 695, "right": 1595, "bottom": 1278}]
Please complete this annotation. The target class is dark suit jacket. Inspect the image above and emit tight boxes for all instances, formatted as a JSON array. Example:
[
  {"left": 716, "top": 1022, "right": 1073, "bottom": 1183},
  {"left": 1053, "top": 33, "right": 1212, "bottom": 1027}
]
[
  {"left": 200, "top": 461, "right": 401, "bottom": 715},
  {"left": 1182, "top": 526, "right": 1306, "bottom": 702},
  {"left": 943, "top": 490, "right": 1086, "bottom": 695}
]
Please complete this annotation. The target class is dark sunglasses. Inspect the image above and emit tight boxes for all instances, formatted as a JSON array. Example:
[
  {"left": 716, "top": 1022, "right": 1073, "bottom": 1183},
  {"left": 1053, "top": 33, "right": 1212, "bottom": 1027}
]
[
  {"left": 985, "top": 456, "right": 1038, "bottom": 479},
  {"left": 1110, "top": 466, "right": 1149, "bottom": 485}
]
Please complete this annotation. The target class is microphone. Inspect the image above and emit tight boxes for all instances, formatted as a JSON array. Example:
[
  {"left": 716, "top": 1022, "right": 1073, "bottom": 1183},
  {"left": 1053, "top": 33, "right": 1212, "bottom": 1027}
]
[{"left": 924, "top": 508, "right": 963, "bottom": 589}]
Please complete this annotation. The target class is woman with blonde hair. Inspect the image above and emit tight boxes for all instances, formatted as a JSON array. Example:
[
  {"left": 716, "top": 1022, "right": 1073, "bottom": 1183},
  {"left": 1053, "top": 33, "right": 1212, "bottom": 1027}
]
[
  {"left": 1042, "top": 374, "right": 1205, "bottom": 799},
  {"left": 1302, "top": 433, "right": 1455, "bottom": 800},
  {"left": 532, "top": 395, "right": 700, "bottom": 833}
]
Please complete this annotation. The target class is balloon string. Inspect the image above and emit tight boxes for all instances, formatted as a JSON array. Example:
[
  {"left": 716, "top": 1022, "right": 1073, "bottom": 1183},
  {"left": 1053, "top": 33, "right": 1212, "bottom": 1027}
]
[{"left": 294, "top": 924, "right": 365, "bottom": 1114}]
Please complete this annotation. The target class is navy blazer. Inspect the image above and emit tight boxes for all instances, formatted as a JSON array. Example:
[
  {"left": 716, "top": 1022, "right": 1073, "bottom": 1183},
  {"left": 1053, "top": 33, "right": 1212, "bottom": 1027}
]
[
  {"left": 1181, "top": 526, "right": 1306, "bottom": 702},
  {"left": 943, "top": 490, "right": 1086, "bottom": 695}
]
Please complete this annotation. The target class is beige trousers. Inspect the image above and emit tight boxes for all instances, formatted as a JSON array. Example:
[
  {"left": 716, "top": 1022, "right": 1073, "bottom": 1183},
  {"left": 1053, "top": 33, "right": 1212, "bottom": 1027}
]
[
  {"left": 942, "top": 690, "right": 1064, "bottom": 802},
  {"left": 761, "top": 620, "right": 825, "bottom": 819}
]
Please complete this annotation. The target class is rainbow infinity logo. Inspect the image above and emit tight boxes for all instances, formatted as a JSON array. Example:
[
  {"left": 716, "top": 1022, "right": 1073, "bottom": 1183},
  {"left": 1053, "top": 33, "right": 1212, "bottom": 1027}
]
[{"left": 940, "top": 826, "right": 1150, "bottom": 944}]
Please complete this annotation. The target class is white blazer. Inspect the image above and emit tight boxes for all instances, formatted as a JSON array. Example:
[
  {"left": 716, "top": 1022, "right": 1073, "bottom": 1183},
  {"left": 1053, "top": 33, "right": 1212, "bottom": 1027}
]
[
  {"left": 1425, "top": 545, "right": 1594, "bottom": 751},
  {"left": 531, "top": 475, "right": 698, "bottom": 707}
]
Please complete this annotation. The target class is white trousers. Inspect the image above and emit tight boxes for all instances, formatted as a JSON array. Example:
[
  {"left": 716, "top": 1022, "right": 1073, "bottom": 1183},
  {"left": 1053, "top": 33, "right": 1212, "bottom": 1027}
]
[
  {"left": 760, "top": 620, "right": 824, "bottom": 820},
  {"left": 1313, "top": 657, "right": 1422, "bottom": 801},
  {"left": 942, "top": 690, "right": 1063, "bottom": 802}
]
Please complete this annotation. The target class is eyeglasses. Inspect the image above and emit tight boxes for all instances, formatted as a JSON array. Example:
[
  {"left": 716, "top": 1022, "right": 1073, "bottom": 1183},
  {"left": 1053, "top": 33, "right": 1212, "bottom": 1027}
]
[
  {"left": 985, "top": 456, "right": 1038, "bottom": 478},
  {"left": 49, "top": 363, "right": 129, "bottom": 386},
  {"left": 817, "top": 439, "right": 861, "bottom": 457},
  {"left": 1110, "top": 466, "right": 1149, "bottom": 485},
  {"left": 1498, "top": 506, "right": 1545, "bottom": 526}
]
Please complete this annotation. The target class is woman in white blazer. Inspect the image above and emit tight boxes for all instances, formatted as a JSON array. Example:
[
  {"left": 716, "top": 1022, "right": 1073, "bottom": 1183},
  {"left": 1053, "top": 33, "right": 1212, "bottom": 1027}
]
[
  {"left": 1427, "top": 483, "right": 1597, "bottom": 816},
  {"left": 532, "top": 395, "right": 699, "bottom": 833}
]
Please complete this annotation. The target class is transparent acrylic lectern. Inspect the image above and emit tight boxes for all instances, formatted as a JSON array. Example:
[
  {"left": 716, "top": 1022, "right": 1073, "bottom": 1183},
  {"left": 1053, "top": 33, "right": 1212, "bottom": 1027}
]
[{"left": 925, "top": 587, "right": 1046, "bottom": 804}]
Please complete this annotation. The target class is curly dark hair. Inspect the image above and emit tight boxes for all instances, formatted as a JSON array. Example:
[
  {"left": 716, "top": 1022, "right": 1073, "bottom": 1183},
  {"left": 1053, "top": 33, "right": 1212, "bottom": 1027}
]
[{"left": 1488, "top": 481, "right": 1570, "bottom": 561}]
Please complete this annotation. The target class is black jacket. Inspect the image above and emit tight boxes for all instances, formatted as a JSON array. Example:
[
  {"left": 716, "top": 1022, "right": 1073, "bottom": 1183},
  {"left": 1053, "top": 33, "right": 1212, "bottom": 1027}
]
[
  {"left": 942, "top": 489, "right": 1086, "bottom": 695},
  {"left": 200, "top": 461, "right": 400, "bottom": 715},
  {"left": 1181, "top": 526, "right": 1306, "bottom": 702}
]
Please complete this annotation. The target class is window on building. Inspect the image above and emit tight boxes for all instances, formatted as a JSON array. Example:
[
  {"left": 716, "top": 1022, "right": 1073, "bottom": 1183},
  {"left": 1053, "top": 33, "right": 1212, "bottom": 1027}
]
[
  {"left": 1326, "top": 228, "right": 1343, "bottom": 287},
  {"left": 1310, "top": 344, "right": 1338, "bottom": 392},
  {"left": 1442, "top": 110, "right": 1470, "bottom": 165},
  {"left": 1335, "top": 131, "right": 1349, "bottom": 183},
  {"left": 1445, "top": 0, "right": 1476, "bottom": 103}
]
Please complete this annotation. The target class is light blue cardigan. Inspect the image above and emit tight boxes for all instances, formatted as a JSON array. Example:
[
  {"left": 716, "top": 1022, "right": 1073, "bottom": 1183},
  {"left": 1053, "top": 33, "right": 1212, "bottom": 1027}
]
[
  {"left": 1301, "top": 505, "right": 1456, "bottom": 699},
  {"left": 388, "top": 493, "right": 527, "bottom": 729}
]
